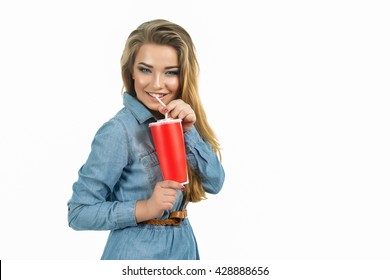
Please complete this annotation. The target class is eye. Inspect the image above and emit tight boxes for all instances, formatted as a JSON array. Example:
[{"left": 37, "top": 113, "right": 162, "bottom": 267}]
[
  {"left": 166, "top": 70, "right": 179, "bottom": 76},
  {"left": 137, "top": 66, "right": 151, "bottom": 74}
]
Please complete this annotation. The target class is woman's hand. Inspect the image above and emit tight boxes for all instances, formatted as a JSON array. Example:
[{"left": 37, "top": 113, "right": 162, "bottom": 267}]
[
  {"left": 135, "top": 181, "right": 185, "bottom": 222},
  {"left": 159, "top": 99, "right": 196, "bottom": 132}
]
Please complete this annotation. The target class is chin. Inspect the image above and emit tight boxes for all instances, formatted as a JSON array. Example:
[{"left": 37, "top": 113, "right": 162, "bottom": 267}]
[{"left": 146, "top": 102, "right": 159, "bottom": 112}]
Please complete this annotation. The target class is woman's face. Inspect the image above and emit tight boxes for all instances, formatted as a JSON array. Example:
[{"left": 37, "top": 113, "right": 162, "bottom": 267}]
[{"left": 132, "top": 44, "right": 180, "bottom": 112}]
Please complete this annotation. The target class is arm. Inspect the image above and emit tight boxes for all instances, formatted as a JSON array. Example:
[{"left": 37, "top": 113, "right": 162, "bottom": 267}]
[
  {"left": 184, "top": 127, "right": 225, "bottom": 194},
  {"left": 160, "top": 99, "right": 225, "bottom": 194},
  {"left": 67, "top": 118, "right": 137, "bottom": 230}
]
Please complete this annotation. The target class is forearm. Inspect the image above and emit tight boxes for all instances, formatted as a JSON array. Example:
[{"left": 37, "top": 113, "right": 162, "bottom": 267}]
[
  {"left": 184, "top": 127, "right": 225, "bottom": 194},
  {"left": 68, "top": 200, "right": 137, "bottom": 231}
]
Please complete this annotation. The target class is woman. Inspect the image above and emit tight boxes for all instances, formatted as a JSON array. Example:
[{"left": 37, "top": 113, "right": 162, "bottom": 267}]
[{"left": 67, "top": 19, "right": 225, "bottom": 260}]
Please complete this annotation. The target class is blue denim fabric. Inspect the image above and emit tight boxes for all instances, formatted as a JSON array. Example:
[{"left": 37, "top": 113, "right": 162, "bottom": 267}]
[{"left": 67, "top": 92, "right": 225, "bottom": 260}]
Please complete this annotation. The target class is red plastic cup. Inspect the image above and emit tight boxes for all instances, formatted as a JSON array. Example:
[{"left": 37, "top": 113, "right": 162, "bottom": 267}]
[{"left": 149, "top": 118, "right": 188, "bottom": 185}]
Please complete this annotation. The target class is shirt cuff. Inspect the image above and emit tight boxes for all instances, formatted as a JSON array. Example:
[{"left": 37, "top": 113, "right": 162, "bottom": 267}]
[{"left": 115, "top": 200, "right": 138, "bottom": 228}]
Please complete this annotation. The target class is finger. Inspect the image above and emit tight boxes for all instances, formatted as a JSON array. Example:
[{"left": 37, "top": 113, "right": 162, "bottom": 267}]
[
  {"left": 159, "top": 180, "right": 186, "bottom": 191},
  {"left": 162, "top": 192, "right": 177, "bottom": 202},
  {"left": 161, "top": 192, "right": 177, "bottom": 204},
  {"left": 161, "top": 202, "right": 174, "bottom": 210},
  {"left": 179, "top": 111, "right": 196, "bottom": 122},
  {"left": 169, "top": 103, "right": 189, "bottom": 119},
  {"left": 162, "top": 188, "right": 177, "bottom": 197},
  {"left": 166, "top": 99, "right": 183, "bottom": 108},
  {"left": 165, "top": 99, "right": 185, "bottom": 118},
  {"left": 157, "top": 105, "right": 169, "bottom": 115}
]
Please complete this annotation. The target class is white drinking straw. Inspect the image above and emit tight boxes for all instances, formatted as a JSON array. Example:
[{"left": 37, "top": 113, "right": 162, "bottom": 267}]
[{"left": 154, "top": 95, "right": 168, "bottom": 119}]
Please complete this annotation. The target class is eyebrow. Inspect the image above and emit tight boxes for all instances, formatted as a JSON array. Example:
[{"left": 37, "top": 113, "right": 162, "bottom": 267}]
[{"left": 138, "top": 62, "right": 179, "bottom": 70}]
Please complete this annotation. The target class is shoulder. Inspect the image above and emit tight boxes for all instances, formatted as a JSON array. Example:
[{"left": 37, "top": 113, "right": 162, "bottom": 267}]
[
  {"left": 93, "top": 108, "right": 130, "bottom": 140},
  {"left": 96, "top": 107, "right": 134, "bottom": 131},
  {"left": 113, "top": 107, "right": 140, "bottom": 129}
]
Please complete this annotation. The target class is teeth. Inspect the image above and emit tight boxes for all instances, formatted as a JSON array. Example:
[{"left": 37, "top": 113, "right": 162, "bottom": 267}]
[{"left": 150, "top": 93, "right": 164, "bottom": 98}]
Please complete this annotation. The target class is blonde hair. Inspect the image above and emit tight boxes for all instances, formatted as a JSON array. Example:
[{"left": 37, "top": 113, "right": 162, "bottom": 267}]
[{"left": 121, "top": 19, "right": 221, "bottom": 203}]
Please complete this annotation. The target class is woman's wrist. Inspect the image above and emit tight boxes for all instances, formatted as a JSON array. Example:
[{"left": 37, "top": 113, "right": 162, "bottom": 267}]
[
  {"left": 135, "top": 199, "right": 162, "bottom": 223},
  {"left": 135, "top": 200, "right": 151, "bottom": 223}
]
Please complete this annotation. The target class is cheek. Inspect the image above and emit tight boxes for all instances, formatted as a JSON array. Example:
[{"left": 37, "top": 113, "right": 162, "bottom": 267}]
[
  {"left": 133, "top": 75, "right": 147, "bottom": 89},
  {"left": 133, "top": 77, "right": 151, "bottom": 96},
  {"left": 166, "top": 78, "right": 180, "bottom": 93}
]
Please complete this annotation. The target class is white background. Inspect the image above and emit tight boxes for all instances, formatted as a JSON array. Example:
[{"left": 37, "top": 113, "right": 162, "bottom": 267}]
[{"left": 0, "top": 0, "right": 389, "bottom": 262}]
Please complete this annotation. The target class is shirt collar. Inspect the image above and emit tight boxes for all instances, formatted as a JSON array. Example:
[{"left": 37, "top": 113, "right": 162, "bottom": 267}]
[{"left": 123, "top": 92, "right": 155, "bottom": 124}]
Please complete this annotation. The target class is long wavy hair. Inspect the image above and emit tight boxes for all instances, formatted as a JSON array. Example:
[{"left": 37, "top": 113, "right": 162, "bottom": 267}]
[{"left": 121, "top": 19, "right": 221, "bottom": 203}]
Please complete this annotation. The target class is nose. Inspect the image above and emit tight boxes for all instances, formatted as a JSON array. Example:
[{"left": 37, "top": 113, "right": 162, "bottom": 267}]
[{"left": 152, "top": 73, "right": 163, "bottom": 89}]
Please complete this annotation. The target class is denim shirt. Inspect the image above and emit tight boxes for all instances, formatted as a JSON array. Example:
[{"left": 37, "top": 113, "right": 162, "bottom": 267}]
[{"left": 67, "top": 93, "right": 225, "bottom": 259}]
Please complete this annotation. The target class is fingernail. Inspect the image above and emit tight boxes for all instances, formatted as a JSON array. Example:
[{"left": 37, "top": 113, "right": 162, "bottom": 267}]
[{"left": 163, "top": 107, "right": 169, "bottom": 113}]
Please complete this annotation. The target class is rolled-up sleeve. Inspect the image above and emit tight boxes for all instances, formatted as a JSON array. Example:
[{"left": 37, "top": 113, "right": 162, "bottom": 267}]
[
  {"left": 184, "top": 127, "right": 225, "bottom": 194},
  {"left": 67, "top": 118, "right": 138, "bottom": 230}
]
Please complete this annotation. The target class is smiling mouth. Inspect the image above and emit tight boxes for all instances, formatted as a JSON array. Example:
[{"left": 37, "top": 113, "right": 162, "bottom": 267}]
[{"left": 148, "top": 92, "right": 168, "bottom": 99}]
